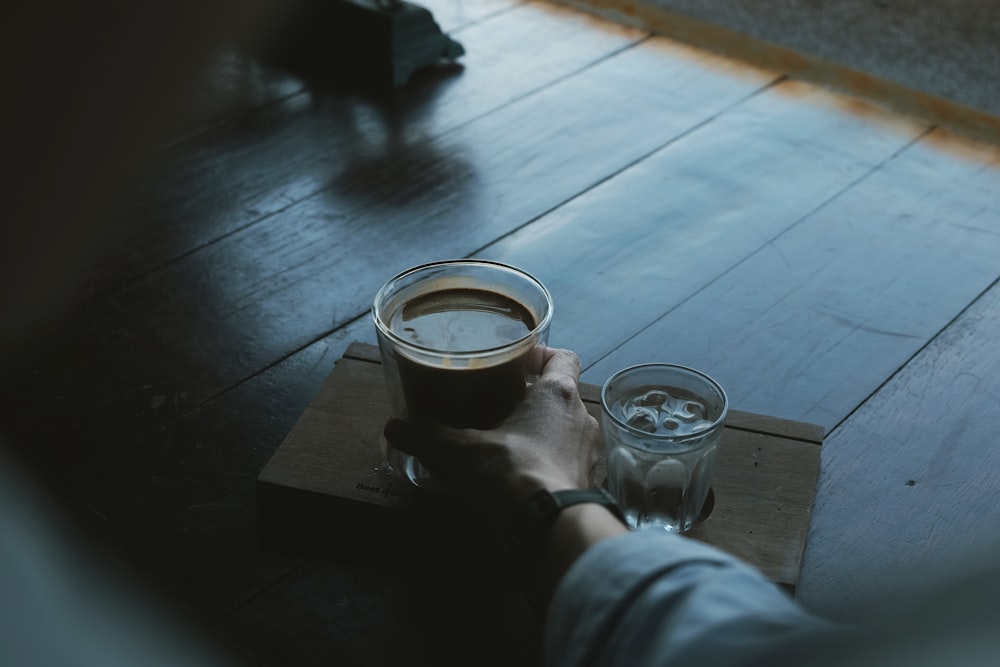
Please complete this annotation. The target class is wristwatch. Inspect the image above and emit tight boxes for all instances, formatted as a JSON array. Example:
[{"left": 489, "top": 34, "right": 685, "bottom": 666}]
[{"left": 507, "top": 487, "right": 628, "bottom": 560}]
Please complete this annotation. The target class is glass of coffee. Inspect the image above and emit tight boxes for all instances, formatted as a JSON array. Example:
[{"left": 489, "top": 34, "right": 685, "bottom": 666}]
[{"left": 372, "top": 260, "right": 553, "bottom": 488}]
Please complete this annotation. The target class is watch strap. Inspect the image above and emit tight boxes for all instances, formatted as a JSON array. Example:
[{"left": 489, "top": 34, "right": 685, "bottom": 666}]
[{"left": 508, "top": 487, "right": 628, "bottom": 561}]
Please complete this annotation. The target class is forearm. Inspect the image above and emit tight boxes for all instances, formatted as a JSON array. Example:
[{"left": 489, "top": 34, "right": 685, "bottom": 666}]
[
  {"left": 545, "top": 531, "right": 835, "bottom": 667},
  {"left": 536, "top": 503, "right": 628, "bottom": 603}
]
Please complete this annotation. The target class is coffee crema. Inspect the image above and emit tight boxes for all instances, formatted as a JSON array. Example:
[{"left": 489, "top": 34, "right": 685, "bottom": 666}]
[
  {"left": 387, "top": 288, "right": 538, "bottom": 429},
  {"left": 389, "top": 288, "right": 535, "bottom": 352}
]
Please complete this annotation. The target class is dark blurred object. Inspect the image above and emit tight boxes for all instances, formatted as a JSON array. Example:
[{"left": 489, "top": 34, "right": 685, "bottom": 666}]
[
  {"left": 0, "top": 0, "right": 275, "bottom": 372},
  {"left": 259, "top": 0, "right": 464, "bottom": 88}
]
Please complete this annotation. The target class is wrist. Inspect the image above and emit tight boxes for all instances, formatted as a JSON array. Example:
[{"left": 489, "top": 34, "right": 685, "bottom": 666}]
[
  {"left": 538, "top": 502, "right": 629, "bottom": 598},
  {"left": 506, "top": 472, "right": 581, "bottom": 516},
  {"left": 507, "top": 487, "right": 628, "bottom": 568}
]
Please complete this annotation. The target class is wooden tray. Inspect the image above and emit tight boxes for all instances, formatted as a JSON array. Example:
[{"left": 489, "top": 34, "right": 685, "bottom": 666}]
[{"left": 257, "top": 343, "right": 823, "bottom": 589}]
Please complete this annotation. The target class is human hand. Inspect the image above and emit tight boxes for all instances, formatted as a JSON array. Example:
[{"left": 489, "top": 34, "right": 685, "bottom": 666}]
[{"left": 383, "top": 347, "right": 601, "bottom": 526}]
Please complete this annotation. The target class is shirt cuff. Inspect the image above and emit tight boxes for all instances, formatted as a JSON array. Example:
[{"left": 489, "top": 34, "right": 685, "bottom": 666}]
[{"left": 546, "top": 530, "right": 829, "bottom": 667}]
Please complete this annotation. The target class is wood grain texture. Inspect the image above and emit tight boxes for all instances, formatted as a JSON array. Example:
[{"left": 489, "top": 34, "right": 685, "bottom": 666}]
[
  {"left": 1, "top": 29, "right": 774, "bottom": 478},
  {"left": 421, "top": 0, "right": 525, "bottom": 31},
  {"left": 582, "top": 127, "right": 1000, "bottom": 432},
  {"left": 556, "top": 0, "right": 1000, "bottom": 145},
  {"left": 0, "top": 2, "right": 645, "bottom": 470},
  {"left": 725, "top": 409, "right": 824, "bottom": 444},
  {"left": 471, "top": 76, "right": 925, "bottom": 378},
  {"left": 796, "top": 277, "right": 1000, "bottom": 620},
  {"left": 38, "top": 316, "right": 378, "bottom": 623},
  {"left": 57, "top": 326, "right": 370, "bottom": 622},
  {"left": 156, "top": 0, "right": 523, "bottom": 146},
  {"left": 161, "top": 53, "right": 308, "bottom": 149},
  {"left": 102, "top": 0, "right": 646, "bottom": 287}
]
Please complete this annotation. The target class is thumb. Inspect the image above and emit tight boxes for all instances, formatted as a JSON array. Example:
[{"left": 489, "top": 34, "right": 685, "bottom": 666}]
[{"left": 539, "top": 347, "right": 583, "bottom": 383}]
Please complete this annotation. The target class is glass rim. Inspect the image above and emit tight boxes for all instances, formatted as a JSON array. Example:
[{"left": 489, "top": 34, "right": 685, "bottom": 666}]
[
  {"left": 371, "top": 259, "right": 553, "bottom": 357},
  {"left": 600, "top": 362, "right": 729, "bottom": 440}
]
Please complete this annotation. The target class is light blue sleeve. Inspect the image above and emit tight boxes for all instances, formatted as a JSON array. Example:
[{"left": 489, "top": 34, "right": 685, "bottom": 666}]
[
  {"left": 0, "top": 458, "right": 238, "bottom": 667},
  {"left": 545, "top": 530, "right": 834, "bottom": 667}
]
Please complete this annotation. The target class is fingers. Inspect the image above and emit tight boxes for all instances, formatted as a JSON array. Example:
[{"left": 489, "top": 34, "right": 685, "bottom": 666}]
[
  {"left": 384, "top": 417, "right": 484, "bottom": 468},
  {"left": 524, "top": 344, "right": 549, "bottom": 376},
  {"left": 530, "top": 348, "right": 585, "bottom": 410},
  {"left": 537, "top": 347, "right": 582, "bottom": 386},
  {"left": 383, "top": 418, "right": 445, "bottom": 461}
]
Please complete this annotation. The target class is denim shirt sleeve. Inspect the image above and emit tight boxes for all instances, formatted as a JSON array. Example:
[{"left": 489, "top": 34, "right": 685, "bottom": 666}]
[{"left": 545, "top": 530, "right": 833, "bottom": 667}]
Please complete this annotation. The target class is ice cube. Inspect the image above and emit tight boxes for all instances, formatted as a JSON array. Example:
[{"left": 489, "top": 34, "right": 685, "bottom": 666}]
[
  {"left": 633, "top": 390, "right": 671, "bottom": 408},
  {"left": 625, "top": 407, "right": 658, "bottom": 433},
  {"left": 661, "top": 417, "right": 681, "bottom": 431},
  {"left": 675, "top": 400, "right": 707, "bottom": 422}
]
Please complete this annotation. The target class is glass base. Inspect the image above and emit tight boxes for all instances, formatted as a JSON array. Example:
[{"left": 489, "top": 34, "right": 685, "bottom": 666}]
[
  {"left": 624, "top": 487, "right": 716, "bottom": 533},
  {"left": 383, "top": 437, "right": 435, "bottom": 490}
]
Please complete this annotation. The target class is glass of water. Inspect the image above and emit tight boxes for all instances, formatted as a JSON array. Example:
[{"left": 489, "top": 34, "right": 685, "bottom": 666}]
[{"left": 601, "top": 363, "right": 728, "bottom": 533}]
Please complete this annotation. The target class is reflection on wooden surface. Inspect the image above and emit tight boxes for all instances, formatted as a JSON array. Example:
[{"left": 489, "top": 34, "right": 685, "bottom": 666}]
[{"left": 558, "top": 0, "right": 1000, "bottom": 144}]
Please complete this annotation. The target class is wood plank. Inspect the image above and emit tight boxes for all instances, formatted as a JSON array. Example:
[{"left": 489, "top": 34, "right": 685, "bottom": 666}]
[
  {"left": 55, "top": 320, "right": 374, "bottom": 623},
  {"left": 127, "top": 34, "right": 773, "bottom": 389},
  {"left": 344, "top": 340, "right": 383, "bottom": 362},
  {"left": 581, "top": 128, "right": 1000, "bottom": 432},
  {"left": 100, "top": 0, "right": 646, "bottom": 288},
  {"left": 557, "top": 0, "right": 1000, "bottom": 145},
  {"left": 0, "top": 3, "right": 645, "bottom": 473},
  {"left": 161, "top": 52, "right": 308, "bottom": 148},
  {"left": 470, "top": 76, "right": 925, "bottom": 396},
  {"left": 154, "top": 0, "right": 523, "bottom": 146},
  {"left": 215, "top": 555, "right": 548, "bottom": 667},
  {"left": 796, "top": 277, "right": 1000, "bottom": 620},
  {"left": 257, "top": 343, "right": 821, "bottom": 588},
  {"left": 724, "top": 409, "right": 824, "bottom": 444},
  {"left": 3, "top": 34, "right": 776, "bottom": 476},
  {"left": 422, "top": 0, "right": 526, "bottom": 31}
]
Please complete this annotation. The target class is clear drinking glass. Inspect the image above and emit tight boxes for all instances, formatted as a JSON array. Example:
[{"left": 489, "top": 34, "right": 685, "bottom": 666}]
[
  {"left": 601, "top": 363, "right": 728, "bottom": 532},
  {"left": 372, "top": 260, "right": 553, "bottom": 488}
]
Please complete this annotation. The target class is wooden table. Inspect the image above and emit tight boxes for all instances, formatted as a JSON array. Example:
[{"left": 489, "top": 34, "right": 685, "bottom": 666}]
[{"left": 4, "top": 0, "right": 1000, "bottom": 664}]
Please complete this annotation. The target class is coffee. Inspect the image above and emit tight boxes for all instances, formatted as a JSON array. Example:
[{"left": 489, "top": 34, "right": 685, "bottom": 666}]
[{"left": 389, "top": 288, "right": 536, "bottom": 428}]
